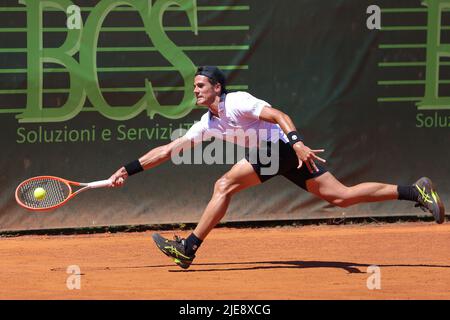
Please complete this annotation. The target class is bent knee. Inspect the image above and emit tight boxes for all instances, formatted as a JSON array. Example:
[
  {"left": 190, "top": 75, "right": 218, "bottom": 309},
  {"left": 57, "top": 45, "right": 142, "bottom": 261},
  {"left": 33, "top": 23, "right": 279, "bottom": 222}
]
[{"left": 214, "top": 176, "right": 236, "bottom": 196}]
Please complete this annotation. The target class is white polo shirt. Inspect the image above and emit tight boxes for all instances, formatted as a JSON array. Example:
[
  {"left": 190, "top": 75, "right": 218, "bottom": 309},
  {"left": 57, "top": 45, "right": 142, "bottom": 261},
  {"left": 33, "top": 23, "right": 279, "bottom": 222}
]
[{"left": 185, "top": 91, "right": 289, "bottom": 148}]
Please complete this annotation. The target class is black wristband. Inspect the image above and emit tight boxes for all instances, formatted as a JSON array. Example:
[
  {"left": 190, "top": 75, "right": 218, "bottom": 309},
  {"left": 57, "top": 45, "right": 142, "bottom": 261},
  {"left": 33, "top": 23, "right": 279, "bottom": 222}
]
[
  {"left": 287, "top": 131, "right": 303, "bottom": 146},
  {"left": 124, "top": 159, "right": 144, "bottom": 176}
]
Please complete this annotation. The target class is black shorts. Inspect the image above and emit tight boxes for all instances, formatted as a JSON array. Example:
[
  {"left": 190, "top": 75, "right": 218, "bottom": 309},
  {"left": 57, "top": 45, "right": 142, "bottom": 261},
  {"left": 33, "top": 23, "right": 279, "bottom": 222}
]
[{"left": 244, "top": 140, "right": 327, "bottom": 190}]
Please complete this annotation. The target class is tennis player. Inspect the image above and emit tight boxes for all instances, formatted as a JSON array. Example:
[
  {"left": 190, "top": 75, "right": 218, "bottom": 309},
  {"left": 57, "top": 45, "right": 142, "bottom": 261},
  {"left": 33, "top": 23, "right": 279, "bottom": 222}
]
[{"left": 109, "top": 66, "right": 446, "bottom": 269}]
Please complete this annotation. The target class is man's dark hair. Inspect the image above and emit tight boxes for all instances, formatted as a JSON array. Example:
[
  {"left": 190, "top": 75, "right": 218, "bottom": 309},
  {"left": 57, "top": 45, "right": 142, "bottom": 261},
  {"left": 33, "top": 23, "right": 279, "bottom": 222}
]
[{"left": 195, "top": 66, "right": 228, "bottom": 94}]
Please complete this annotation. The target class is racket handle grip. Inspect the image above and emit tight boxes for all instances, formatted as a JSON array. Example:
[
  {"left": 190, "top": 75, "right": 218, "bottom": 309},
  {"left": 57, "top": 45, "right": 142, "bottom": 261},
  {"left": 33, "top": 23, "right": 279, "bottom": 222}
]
[{"left": 87, "top": 179, "right": 113, "bottom": 188}]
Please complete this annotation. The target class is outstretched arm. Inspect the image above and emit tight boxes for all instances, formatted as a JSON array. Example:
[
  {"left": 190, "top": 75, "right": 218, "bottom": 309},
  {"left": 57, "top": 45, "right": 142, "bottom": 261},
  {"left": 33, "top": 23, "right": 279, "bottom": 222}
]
[
  {"left": 258, "top": 106, "right": 326, "bottom": 173},
  {"left": 109, "top": 136, "right": 194, "bottom": 187}
]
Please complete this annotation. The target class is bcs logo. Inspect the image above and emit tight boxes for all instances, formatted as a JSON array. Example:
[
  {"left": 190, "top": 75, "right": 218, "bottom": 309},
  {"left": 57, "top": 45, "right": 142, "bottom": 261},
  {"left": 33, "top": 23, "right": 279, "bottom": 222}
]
[
  {"left": 17, "top": 0, "right": 198, "bottom": 123},
  {"left": 418, "top": 0, "right": 450, "bottom": 110}
]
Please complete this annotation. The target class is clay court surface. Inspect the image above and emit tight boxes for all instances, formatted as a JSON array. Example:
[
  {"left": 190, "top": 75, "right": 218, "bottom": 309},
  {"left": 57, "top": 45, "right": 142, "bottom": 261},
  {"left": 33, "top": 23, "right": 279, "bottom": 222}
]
[{"left": 1, "top": 221, "right": 449, "bottom": 300}]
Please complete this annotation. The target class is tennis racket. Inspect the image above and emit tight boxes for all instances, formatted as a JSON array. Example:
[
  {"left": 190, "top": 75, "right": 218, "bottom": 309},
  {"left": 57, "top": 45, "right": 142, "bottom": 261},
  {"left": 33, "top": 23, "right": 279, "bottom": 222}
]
[{"left": 15, "top": 176, "right": 113, "bottom": 211}]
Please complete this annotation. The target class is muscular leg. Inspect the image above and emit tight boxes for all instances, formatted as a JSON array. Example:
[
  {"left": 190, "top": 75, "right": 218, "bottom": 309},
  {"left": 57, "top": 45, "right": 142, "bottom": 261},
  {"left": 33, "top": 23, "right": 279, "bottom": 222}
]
[
  {"left": 193, "top": 158, "right": 262, "bottom": 240},
  {"left": 306, "top": 172, "right": 398, "bottom": 208}
]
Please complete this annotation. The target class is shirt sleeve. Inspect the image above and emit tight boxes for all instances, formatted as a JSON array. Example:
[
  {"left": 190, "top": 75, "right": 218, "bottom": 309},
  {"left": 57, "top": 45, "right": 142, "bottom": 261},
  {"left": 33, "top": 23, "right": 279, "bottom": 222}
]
[
  {"left": 233, "top": 92, "right": 271, "bottom": 120},
  {"left": 184, "top": 112, "right": 210, "bottom": 142}
]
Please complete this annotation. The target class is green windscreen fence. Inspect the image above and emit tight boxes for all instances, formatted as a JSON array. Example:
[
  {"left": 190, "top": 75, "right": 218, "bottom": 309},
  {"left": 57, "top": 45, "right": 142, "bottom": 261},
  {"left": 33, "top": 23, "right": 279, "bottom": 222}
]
[{"left": 0, "top": 0, "right": 448, "bottom": 231}]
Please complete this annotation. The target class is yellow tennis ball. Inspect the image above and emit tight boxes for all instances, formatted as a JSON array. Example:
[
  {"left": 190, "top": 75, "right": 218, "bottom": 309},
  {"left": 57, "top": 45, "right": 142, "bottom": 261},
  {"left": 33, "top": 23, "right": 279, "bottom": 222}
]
[{"left": 33, "top": 187, "right": 46, "bottom": 200}]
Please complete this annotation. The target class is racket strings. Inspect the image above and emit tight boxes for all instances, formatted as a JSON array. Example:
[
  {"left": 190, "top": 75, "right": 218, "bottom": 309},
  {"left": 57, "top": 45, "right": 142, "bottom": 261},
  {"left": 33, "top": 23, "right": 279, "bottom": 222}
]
[{"left": 17, "top": 178, "right": 70, "bottom": 209}]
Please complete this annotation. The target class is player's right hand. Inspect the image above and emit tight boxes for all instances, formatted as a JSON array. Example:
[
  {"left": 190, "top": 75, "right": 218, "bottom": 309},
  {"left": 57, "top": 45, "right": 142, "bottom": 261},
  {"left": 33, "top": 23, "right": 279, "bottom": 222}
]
[{"left": 109, "top": 167, "right": 128, "bottom": 187}]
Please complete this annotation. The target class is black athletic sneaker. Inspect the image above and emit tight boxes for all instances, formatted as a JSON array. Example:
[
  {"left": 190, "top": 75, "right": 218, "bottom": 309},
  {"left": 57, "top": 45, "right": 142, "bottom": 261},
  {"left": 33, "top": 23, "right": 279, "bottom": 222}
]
[
  {"left": 414, "top": 177, "right": 446, "bottom": 224},
  {"left": 152, "top": 233, "right": 195, "bottom": 269}
]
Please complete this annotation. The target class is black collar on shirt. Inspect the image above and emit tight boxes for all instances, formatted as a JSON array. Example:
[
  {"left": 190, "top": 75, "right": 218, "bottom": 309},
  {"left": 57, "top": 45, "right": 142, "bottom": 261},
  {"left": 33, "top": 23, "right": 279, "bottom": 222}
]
[{"left": 209, "top": 93, "right": 227, "bottom": 120}]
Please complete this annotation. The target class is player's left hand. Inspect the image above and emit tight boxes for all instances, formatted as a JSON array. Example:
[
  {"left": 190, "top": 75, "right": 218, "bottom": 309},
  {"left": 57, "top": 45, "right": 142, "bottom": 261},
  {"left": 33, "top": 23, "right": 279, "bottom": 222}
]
[{"left": 293, "top": 142, "right": 326, "bottom": 173}]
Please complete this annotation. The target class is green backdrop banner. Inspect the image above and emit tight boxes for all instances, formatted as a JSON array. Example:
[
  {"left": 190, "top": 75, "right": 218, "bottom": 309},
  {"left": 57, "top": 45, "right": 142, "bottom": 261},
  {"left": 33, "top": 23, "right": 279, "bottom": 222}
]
[{"left": 0, "top": 0, "right": 448, "bottom": 231}]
